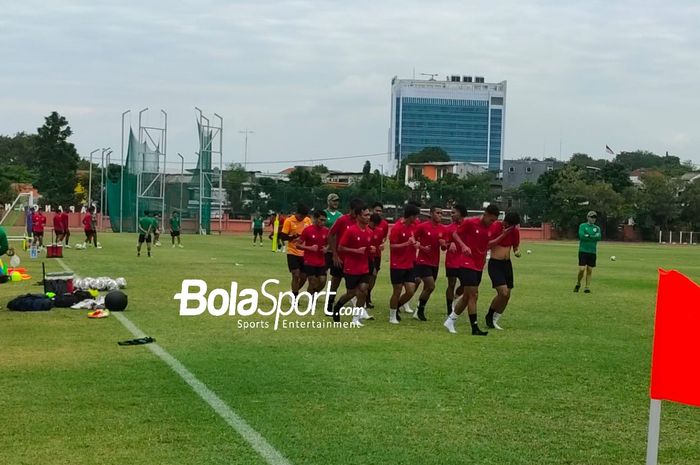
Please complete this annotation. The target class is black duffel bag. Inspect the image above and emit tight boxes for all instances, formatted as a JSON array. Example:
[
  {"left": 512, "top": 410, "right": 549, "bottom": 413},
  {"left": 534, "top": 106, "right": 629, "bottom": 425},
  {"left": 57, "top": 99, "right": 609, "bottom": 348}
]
[{"left": 7, "top": 294, "right": 54, "bottom": 312}]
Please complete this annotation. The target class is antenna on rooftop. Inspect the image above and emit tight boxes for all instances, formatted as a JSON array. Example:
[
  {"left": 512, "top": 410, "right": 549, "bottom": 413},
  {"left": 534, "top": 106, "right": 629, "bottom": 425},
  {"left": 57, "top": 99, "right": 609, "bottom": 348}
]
[{"left": 419, "top": 73, "right": 438, "bottom": 81}]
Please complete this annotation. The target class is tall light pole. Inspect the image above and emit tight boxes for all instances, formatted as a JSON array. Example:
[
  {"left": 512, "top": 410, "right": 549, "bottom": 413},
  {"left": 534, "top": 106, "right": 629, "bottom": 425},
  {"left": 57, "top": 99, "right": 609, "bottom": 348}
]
[
  {"left": 379, "top": 163, "right": 384, "bottom": 202},
  {"left": 120, "top": 109, "right": 130, "bottom": 232},
  {"left": 105, "top": 151, "right": 111, "bottom": 219},
  {"left": 100, "top": 148, "right": 111, "bottom": 230},
  {"left": 88, "top": 149, "right": 100, "bottom": 207},
  {"left": 239, "top": 129, "right": 254, "bottom": 169},
  {"left": 177, "top": 153, "right": 184, "bottom": 212}
]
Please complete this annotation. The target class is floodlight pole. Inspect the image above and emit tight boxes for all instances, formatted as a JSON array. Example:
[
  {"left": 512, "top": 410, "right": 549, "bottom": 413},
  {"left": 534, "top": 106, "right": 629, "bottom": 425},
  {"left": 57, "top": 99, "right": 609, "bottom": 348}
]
[
  {"left": 161, "top": 109, "right": 167, "bottom": 222},
  {"left": 177, "top": 153, "right": 184, "bottom": 212},
  {"left": 239, "top": 128, "right": 254, "bottom": 170},
  {"left": 136, "top": 108, "right": 148, "bottom": 228},
  {"left": 105, "top": 151, "right": 111, "bottom": 218},
  {"left": 379, "top": 163, "right": 384, "bottom": 203},
  {"left": 88, "top": 149, "right": 99, "bottom": 207},
  {"left": 100, "top": 147, "right": 111, "bottom": 231},
  {"left": 120, "top": 110, "right": 130, "bottom": 233},
  {"left": 215, "top": 113, "right": 223, "bottom": 234}
]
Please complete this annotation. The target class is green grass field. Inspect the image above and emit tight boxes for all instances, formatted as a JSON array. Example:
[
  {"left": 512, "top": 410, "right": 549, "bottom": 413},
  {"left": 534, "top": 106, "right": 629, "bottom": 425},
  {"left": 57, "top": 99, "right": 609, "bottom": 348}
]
[{"left": 1, "top": 234, "right": 699, "bottom": 465}]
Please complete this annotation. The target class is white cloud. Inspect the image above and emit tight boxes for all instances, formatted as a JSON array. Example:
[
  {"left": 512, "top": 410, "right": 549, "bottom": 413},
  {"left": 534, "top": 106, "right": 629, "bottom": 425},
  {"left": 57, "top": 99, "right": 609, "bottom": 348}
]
[{"left": 0, "top": 0, "right": 698, "bottom": 171}]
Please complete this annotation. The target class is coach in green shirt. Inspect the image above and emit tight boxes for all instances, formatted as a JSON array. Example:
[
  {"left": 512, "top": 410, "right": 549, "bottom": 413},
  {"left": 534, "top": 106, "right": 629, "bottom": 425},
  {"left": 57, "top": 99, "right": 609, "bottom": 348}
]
[
  {"left": 324, "top": 193, "right": 342, "bottom": 228},
  {"left": 574, "top": 211, "right": 602, "bottom": 294}
]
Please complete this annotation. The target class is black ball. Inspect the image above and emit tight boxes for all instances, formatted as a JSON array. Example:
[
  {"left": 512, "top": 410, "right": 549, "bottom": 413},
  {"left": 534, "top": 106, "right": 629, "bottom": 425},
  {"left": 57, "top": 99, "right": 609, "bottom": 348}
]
[{"left": 105, "top": 290, "right": 128, "bottom": 312}]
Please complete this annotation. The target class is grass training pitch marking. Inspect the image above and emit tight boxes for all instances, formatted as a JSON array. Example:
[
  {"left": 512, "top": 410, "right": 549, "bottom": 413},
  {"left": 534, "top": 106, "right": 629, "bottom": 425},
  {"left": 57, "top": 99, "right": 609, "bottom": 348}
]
[{"left": 55, "top": 258, "right": 293, "bottom": 465}]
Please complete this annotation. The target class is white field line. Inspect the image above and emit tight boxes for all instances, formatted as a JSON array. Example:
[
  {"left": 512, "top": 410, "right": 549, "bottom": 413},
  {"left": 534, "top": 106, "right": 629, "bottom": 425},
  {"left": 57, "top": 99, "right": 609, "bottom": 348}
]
[{"left": 55, "top": 258, "right": 292, "bottom": 465}]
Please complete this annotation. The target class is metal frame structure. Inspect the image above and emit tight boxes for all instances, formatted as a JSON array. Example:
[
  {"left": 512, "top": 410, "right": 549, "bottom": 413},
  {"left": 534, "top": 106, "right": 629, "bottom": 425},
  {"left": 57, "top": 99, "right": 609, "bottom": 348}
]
[
  {"left": 0, "top": 192, "right": 34, "bottom": 241},
  {"left": 194, "top": 107, "right": 223, "bottom": 234},
  {"left": 119, "top": 110, "right": 131, "bottom": 232},
  {"left": 135, "top": 108, "right": 167, "bottom": 229}
]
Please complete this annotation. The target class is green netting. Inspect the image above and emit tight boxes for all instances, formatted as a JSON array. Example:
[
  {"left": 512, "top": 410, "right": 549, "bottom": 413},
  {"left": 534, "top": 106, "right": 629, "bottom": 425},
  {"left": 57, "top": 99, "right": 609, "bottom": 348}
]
[
  {"left": 188, "top": 122, "right": 212, "bottom": 234},
  {"left": 107, "top": 125, "right": 214, "bottom": 234},
  {"left": 106, "top": 130, "right": 138, "bottom": 232}
]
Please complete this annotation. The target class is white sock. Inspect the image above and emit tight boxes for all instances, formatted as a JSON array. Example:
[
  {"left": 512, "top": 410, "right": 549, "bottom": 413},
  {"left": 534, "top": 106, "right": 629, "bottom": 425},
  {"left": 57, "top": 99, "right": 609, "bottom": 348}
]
[
  {"left": 389, "top": 309, "right": 398, "bottom": 322},
  {"left": 493, "top": 313, "right": 502, "bottom": 323},
  {"left": 449, "top": 311, "right": 459, "bottom": 320}
]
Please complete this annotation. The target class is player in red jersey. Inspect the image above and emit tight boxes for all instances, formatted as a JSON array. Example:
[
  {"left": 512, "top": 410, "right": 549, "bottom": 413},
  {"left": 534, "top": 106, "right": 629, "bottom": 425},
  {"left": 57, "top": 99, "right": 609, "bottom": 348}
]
[
  {"left": 82, "top": 206, "right": 97, "bottom": 248},
  {"left": 444, "top": 204, "right": 467, "bottom": 316},
  {"left": 401, "top": 200, "right": 423, "bottom": 315},
  {"left": 326, "top": 198, "right": 364, "bottom": 314},
  {"left": 387, "top": 203, "right": 420, "bottom": 324},
  {"left": 485, "top": 212, "right": 521, "bottom": 330},
  {"left": 298, "top": 210, "right": 330, "bottom": 294},
  {"left": 412, "top": 206, "right": 446, "bottom": 321},
  {"left": 31, "top": 207, "right": 47, "bottom": 248},
  {"left": 333, "top": 205, "right": 375, "bottom": 326},
  {"left": 444, "top": 204, "right": 501, "bottom": 335},
  {"left": 52, "top": 206, "right": 66, "bottom": 245},
  {"left": 59, "top": 207, "right": 71, "bottom": 248},
  {"left": 366, "top": 202, "right": 389, "bottom": 309}
]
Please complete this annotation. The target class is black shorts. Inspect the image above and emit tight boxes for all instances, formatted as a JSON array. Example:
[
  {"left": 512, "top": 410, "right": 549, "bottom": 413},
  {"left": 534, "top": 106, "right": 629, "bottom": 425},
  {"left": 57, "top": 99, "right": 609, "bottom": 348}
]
[
  {"left": 368, "top": 258, "right": 377, "bottom": 275},
  {"left": 326, "top": 252, "right": 344, "bottom": 278},
  {"left": 578, "top": 251, "right": 597, "bottom": 268},
  {"left": 446, "top": 267, "right": 461, "bottom": 279},
  {"left": 287, "top": 255, "right": 304, "bottom": 272},
  {"left": 253, "top": 228, "right": 263, "bottom": 236},
  {"left": 345, "top": 273, "right": 370, "bottom": 290},
  {"left": 54, "top": 230, "right": 65, "bottom": 235},
  {"left": 414, "top": 264, "right": 439, "bottom": 280},
  {"left": 303, "top": 264, "right": 327, "bottom": 277},
  {"left": 488, "top": 259, "right": 514, "bottom": 289},
  {"left": 34, "top": 231, "right": 44, "bottom": 238},
  {"left": 170, "top": 230, "right": 180, "bottom": 237},
  {"left": 390, "top": 268, "right": 416, "bottom": 285},
  {"left": 138, "top": 233, "right": 152, "bottom": 243},
  {"left": 458, "top": 268, "right": 483, "bottom": 287}
]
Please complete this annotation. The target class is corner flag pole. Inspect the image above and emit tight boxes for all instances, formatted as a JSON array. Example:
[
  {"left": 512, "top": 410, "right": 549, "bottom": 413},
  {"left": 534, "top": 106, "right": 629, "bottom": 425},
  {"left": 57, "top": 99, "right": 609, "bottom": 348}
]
[{"left": 645, "top": 399, "right": 661, "bottom": 465}]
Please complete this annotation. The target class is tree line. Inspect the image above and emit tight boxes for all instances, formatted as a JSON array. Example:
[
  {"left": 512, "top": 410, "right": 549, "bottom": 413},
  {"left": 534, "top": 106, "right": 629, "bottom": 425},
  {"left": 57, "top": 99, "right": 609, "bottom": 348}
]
[
  {"left": 3, "top": 114, "right": 698, "bottom": 240},
  {"left": 0, "top": 112, "right": 100, "bottom": 208}
]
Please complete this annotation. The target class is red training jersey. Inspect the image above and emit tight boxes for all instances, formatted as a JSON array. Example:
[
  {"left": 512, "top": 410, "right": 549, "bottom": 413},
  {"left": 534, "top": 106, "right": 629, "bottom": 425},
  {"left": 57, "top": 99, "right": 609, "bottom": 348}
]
[
  {"left": 369, "top": 219, "right": 389, "bottom": 259},
  {"left": 329, "top": 213, "right": 354, "bottom": 261},
  {"left": 82, "top": 213, "right": 92, "bottom": 231},
  {"left": 455, "top": 216, "right": 492, "bottom": 271},
  {"left": 299, "top": 224, "right": 329, "bottom": 267},
  {"left": 489, "top": 221, "right": 520, "bottom": 248},
  {"left": 389, "top": 219, "right": 417, "bottom": 270},
  {"left": 414, "top": 221, "right": 445, "bottom": 267},
  {"left": 369, "top": 225, "right": 384, "bottom": 259},
  {"left": 339, "top": 224, "right": 373, "bottom": 275},
  {"left": 61, "top": 212, "right": 69, "bottom": 230},
  {"left": 53, "top": 214, "right": 64, "bottom": 231},
  {"left": 32, "top": 213, "right": 46, "bottom": 233},
  {"left": 444, "top": 222, "right": 462, "bottom": 269}
]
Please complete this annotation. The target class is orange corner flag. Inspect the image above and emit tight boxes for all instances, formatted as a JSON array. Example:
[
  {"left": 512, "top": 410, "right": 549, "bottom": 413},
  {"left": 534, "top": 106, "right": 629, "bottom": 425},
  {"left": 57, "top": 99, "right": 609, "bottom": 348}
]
[{"left": 650, "top": 269, "right": 700, "bottom": 407}]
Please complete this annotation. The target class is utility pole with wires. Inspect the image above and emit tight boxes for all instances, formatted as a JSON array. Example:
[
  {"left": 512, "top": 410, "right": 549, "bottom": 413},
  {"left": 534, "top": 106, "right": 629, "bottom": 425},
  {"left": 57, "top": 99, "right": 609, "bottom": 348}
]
[{"left": 239, "top": 129, "right": 254, "bottom": 169}]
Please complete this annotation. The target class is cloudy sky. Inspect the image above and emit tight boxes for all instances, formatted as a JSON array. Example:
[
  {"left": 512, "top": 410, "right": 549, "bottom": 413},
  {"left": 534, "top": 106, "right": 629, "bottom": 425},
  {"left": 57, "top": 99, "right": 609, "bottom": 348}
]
[{"left": 1, "top": 0, "right": 699, "bottom": 173}]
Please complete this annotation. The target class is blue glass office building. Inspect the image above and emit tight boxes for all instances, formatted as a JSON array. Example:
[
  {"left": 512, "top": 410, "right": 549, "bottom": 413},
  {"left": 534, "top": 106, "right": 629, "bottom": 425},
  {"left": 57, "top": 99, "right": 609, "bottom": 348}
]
[{"left": 389, "top": 76, "right": 506, "bottom": 172}]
